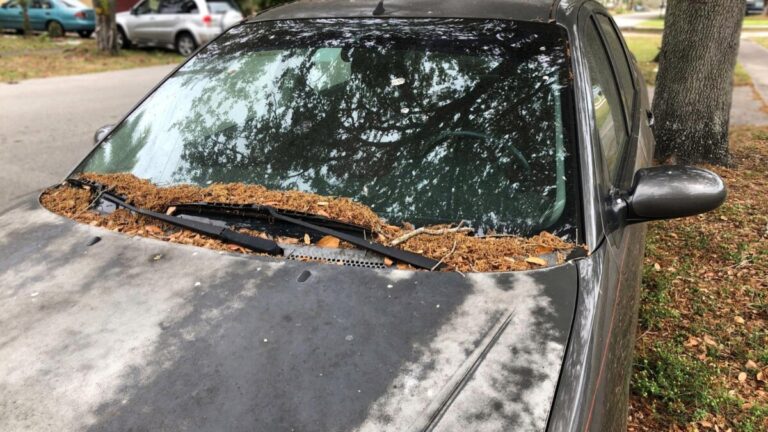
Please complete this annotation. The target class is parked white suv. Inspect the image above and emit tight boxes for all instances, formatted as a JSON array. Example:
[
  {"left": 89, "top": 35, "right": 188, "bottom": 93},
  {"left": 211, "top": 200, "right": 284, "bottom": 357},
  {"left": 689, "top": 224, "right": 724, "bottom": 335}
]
[{"left": 116, "top": 0, "right": 242, "bottom": 55}]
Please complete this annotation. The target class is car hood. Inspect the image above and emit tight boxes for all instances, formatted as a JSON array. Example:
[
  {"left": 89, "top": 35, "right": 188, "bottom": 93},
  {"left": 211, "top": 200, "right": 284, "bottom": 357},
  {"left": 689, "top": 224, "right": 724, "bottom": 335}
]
[{"left": 0, "top": 198, "right": 577, "bottom": 432}]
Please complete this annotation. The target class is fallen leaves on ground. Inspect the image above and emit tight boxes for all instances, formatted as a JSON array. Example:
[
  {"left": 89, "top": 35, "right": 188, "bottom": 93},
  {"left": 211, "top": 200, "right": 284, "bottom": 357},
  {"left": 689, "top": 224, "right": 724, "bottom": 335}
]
[{"left": 628, "top": 126, "right": 768, "bottom": 431}]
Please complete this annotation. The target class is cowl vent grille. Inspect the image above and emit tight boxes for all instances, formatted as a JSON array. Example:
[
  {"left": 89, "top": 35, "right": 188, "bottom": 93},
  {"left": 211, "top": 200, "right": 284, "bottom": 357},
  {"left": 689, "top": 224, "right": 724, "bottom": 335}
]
[{"left": 282, "top": 245, "right": 388, "bottom": 269}]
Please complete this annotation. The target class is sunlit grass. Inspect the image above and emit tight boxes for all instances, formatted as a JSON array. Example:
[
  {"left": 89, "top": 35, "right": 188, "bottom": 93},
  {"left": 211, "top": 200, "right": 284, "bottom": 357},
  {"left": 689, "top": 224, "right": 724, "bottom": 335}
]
[
  {"left": 624, "top": 34, "right": 752, "bottom": 86},
  {"left": 638, "top": 16, "right": 768, "bottom": 29},
  {"left": 0, "top": 33, "right": 182, "bottom": 82}
]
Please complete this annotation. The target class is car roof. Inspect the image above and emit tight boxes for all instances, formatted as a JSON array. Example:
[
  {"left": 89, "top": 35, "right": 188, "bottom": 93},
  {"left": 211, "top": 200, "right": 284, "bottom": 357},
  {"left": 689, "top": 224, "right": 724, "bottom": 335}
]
[{"left": 248, "top": 0, "right": 573, "bottom": 24}]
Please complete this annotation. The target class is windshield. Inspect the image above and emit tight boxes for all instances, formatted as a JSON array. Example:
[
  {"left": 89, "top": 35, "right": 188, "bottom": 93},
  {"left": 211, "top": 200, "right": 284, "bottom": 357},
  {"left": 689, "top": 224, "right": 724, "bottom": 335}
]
[{"left": 77, "top": 19, "right": 578, "bottom": 239}]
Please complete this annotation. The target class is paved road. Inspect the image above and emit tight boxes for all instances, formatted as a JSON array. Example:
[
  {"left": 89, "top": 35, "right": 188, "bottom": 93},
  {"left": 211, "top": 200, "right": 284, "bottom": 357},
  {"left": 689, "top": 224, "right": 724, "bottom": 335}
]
[
  {"left": 738, "top": 39, "right": 768, "bottom": 106},
  {"left": 0, "top": 64, "right": 176, "bottom": 210}
]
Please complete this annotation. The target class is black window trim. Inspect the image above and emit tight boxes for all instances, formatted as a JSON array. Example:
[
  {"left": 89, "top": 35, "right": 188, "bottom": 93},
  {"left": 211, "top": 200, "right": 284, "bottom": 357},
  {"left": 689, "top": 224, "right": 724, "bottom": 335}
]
[
  {"left": 585, "top": 11, "right": 640, "bottom": 191},
  {"left": 593, "top": 12, "right": 642, "bottom": 190}
]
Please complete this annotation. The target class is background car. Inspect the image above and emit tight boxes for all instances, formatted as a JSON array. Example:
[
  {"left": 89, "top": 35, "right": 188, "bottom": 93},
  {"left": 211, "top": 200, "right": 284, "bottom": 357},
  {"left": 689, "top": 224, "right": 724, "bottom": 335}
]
[
  {"left": 116, "top": 0, "right": 243, "bottom": 55},
  {"left": 746, "top": 0, "right": 766, "bottom": 14},
  {"left": 0, "top": 0, "right": 94, "bottom": 37}
]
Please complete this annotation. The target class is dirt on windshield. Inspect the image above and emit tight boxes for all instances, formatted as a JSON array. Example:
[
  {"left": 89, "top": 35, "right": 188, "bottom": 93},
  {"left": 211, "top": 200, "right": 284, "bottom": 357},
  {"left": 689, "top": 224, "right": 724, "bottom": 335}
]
[{"left": 40, "top": 173, "right": 582, "bottom": 272}]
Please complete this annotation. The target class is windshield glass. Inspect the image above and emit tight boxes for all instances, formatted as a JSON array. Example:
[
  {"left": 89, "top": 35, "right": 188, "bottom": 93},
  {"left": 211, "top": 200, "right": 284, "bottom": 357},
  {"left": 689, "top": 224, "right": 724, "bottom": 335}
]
[{"left": 77, "top": 19, "right": 578, "bottom": 239}]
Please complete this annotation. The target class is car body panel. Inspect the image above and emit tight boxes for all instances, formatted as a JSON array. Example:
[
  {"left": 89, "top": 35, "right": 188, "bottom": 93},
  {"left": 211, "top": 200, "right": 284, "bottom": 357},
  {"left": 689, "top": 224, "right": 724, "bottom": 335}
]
[{"left": 0, "top": 198, "right": 578, "bottom": 432}]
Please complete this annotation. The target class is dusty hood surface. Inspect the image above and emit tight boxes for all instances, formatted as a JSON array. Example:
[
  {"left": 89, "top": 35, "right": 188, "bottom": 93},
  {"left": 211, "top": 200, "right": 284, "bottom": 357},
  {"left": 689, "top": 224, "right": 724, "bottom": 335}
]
[{"left": 0, "top": 199, "right": 577, "bottom": 432}]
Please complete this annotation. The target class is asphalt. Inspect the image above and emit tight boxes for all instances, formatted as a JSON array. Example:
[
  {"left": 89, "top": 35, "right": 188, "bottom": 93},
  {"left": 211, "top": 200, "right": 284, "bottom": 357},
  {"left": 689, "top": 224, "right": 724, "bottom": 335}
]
[
  {"left": 738, "top": 39, "right": 768, "bottom": 107},
  {"left": 0, "top": 64, "right": 176, "bottom": 210}
]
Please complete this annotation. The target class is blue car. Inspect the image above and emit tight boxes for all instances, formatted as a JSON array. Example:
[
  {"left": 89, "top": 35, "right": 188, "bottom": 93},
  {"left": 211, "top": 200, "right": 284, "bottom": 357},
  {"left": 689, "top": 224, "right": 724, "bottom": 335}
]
[{"left": 0, "top": 0, "right": 95, "bottom": 37}]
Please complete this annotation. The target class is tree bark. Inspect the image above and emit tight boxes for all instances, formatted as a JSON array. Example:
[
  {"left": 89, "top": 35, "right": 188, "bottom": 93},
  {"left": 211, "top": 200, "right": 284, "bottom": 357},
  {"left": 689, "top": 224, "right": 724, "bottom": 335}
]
[
  {"left": 763, "top": 4, "right": 768, "bottom": 16},
  {"left": 95, "top": 0, "right": 119, "bottom": 55},
  {"left": 19, "top": 0, "right": 31, "bottom": 37},
  {"left": 652, "top": 0, "right": 745, "bottom": 165}
]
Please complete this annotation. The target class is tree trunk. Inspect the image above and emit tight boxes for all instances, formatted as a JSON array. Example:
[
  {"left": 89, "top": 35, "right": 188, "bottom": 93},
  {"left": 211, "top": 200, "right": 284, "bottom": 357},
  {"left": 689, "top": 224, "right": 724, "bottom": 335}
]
[
  {"left": 763, "top": 4, "right": 768, "bottom": 16},
  {"left": 651, "top": 0, "right": 745, "bottom": 165},
  {"left": 19, "top": 0, "right": 31, "bottom": 37},
  {"left": 95, "top": 0, "right": 119, "bottom": 55}
]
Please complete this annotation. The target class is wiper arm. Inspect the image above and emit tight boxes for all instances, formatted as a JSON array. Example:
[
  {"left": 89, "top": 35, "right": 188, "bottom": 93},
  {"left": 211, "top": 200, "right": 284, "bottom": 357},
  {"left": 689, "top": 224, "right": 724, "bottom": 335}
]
[
  {"left": 67, "top": 179, "right": 283, "bottom": 255},
  {"left": 173, "top": 202, "right": 443, "bottom": 270},
  {"left": 173, "top": 202, "right": 371, "bottom": 236}
]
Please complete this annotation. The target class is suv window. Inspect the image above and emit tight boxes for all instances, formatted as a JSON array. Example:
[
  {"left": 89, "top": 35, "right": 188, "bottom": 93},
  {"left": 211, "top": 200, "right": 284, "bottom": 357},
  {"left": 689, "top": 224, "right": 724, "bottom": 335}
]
[
  {"left": 584, "top": 19, "right": 628, "bottom": 183},
  {"left": 134, "top": 0, "right": 155, "bottom": 14},
  {"left": 595, "top": 15, "right": 635, "bottom": 117},
  {"left": 158, "top": 0, "right": 178, "bottom": 13}
]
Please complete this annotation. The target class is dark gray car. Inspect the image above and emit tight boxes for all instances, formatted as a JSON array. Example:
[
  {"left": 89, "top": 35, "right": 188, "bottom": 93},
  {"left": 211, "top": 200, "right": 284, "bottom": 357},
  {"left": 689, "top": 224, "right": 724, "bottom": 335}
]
[{"left": 0, "top": 1, "right": 725, "bottom": 431}]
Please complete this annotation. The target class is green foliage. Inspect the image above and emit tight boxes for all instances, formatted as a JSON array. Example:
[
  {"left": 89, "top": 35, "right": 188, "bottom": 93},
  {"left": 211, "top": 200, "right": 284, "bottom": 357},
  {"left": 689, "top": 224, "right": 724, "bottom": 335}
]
[{"left": 632, "top": 342, "right": 722, "bottom": 423}]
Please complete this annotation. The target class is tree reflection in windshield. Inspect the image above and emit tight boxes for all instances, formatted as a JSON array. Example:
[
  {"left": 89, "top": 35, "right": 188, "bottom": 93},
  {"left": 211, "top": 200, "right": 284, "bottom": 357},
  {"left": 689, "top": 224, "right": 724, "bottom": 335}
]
[{"left": 79, "top": 19, "right": 578, "bottom": 238}]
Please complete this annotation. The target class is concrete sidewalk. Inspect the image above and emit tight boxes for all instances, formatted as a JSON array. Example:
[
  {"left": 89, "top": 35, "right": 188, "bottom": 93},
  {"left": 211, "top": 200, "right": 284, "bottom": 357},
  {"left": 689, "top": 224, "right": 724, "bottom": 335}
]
[
  {"left": 648, "top": 86, "right": 768, "bottom": 126},
  {"left": 738, "top": 39, "right": 768, "bottom": 107}
]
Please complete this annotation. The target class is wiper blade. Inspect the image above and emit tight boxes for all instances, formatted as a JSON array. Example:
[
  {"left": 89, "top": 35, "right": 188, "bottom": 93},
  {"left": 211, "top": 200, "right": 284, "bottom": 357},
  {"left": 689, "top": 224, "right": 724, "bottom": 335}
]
[
  {"left": 173, "top": 202, "right": 443, "bottom": 270},
  {"left": 67, "top": 179, "right": 282, "bottom": 255},
  {"left": 173, "top": 202, "right": 371, "bottom": 236}
]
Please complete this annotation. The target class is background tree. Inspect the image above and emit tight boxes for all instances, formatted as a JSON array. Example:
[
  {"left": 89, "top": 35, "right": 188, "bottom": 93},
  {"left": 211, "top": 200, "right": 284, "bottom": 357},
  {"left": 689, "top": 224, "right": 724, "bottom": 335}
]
[
  {"left": 95, "top": 0, "right": 119, "bottom": 55},
  {"left": 652, "top": 0, "right": 745, "bottom": 165},
  {"left": 18, "top": 0, "right": 31, "bottom": 37}
]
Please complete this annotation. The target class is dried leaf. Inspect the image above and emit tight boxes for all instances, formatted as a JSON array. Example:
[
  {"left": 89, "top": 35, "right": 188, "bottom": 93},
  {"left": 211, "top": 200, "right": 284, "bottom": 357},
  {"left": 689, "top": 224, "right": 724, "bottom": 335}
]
[
  {"left": 165, "top": 206, "right": 176, "bottom": 216},
  {"left": 745, "top": 360, "right": 758, "bottom": 370},
  {"left": 145, "top": 225, "right": 163, "bottom": 235},
  {"left": 525, "top": 256, "right": 547, "bottom": 266},
  {"left": 316, "top": 201, "right": 329, "bottom": 206},
  {"left": 738, "top": 372, "right": 747, "bottom": 382},
  {"left": 734, "top": 316, "right": 745, "bottom": 324},
  {"left": 316, "top": 235, "right": 340, "bottom": 248},
  {"left": 383, "top": 257, "right": 394, "bottom": 267},
  {"left": 303, "top": 233, "right": 311, "bottom": 245}
]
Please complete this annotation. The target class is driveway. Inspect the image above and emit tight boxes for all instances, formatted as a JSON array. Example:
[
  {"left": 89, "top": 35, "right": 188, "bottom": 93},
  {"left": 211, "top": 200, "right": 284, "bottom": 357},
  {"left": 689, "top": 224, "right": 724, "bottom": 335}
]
[{"left": 0, "top": 64, "right": 175, "bottom": 210}]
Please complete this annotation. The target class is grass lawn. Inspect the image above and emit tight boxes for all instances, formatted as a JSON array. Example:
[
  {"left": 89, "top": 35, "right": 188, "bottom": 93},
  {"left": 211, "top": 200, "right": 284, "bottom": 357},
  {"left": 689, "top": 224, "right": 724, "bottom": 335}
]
[
  {"left": 638, "top": 15, "right": 768, "bottom": 29},
  {"left": 753, "top": 37, "right": 768, "bottom": 50},
  {"left": 628, "top": 127, "right": 768, "bottom": 431},
  {"left": 624, "top": 34, "right": 752, "bottom": 87},
  {"left": 0, "top": 33, "right": 182, "bottom": 83}
]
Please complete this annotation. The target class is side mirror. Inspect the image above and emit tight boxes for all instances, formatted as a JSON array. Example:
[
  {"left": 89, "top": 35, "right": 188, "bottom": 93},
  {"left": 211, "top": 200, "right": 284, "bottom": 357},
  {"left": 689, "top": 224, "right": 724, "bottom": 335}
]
[
  {"left": 94, "top": 124, "right": 114, "bottom": 145},
  {"left": 625, "top": 166, "right": 726, "bottom": 224}
]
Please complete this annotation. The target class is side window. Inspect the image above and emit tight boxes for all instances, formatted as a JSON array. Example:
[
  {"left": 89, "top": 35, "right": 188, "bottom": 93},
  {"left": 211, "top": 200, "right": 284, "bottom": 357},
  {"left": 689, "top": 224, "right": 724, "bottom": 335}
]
[
  {"left": 595, "top": 15, "right": 636, "bottom": 116},
  {"left": 158, "top": 0, "right": 190, "bottom": 14},
  {"left": 584, "top": 19, "right": 628, "bottom": 183},
  {"left": 180, "top": 0, "right": 198, "bottom": 13},
  {"left": 134, "top": 0, "right": 153, "bottom": 14}
]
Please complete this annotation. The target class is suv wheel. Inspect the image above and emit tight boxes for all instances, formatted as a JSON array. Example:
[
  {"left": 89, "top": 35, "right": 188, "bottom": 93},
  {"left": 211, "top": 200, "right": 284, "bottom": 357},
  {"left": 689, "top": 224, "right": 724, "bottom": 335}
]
[
  {"left": 175, "top": 32, "right": 196, "bottom": 56},
  {"left": 117, "top": 27, "right": 131, "bottom": 49}
]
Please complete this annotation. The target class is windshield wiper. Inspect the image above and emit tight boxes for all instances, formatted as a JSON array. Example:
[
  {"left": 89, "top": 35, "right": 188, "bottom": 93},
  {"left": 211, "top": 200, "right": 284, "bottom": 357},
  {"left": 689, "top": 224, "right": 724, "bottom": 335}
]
[
  {"left": 172, "top": 202, "right": 443, "bottom": 270},
  {"left": 67, "top": 179, "right": 283, "bottom": 255}
]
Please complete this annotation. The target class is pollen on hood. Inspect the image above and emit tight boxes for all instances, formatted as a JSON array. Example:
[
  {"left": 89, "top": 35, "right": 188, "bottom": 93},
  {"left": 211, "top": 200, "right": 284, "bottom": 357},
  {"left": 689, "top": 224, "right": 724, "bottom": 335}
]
[{"left": 40, "top": 173, "right": 582, "bottom": 272}]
